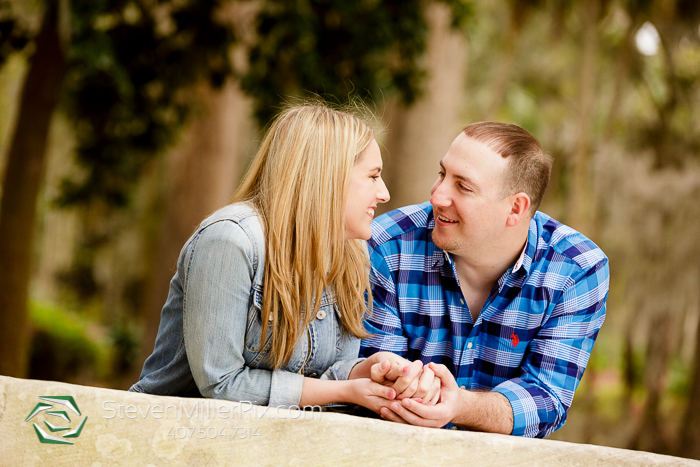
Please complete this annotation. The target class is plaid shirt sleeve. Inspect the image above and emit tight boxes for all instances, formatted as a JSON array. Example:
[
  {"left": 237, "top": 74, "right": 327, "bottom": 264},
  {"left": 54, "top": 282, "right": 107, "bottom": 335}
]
[{"left": 492, "top": 258, "right": 609, "bottom": 437}]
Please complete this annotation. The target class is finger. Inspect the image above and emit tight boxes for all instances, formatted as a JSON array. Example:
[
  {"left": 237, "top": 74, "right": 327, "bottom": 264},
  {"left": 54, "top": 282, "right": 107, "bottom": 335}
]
[
  {"left": 378, "top": 383, "right": 396, "bottom": 400},
  {"left": 375, "top": 352, "right": 412, "bottom": 369},
  {"left": 392, "top": 360, "right": 424, "bottom": 394},
  {"left": 396, "top": 375, "right": 420, "bottom": 400},
  {"left": 370, "top": 360, "right": 392, "bottom": 383},
  {"left": 421, "top": 374, "right": 440, "bottom": 405},
  {"left": 411, "top": 367, "right": 435, "bottom": 400},
  {"left": 427, "top": 362, "right": 458, "bottom": 389},
  {"left": 428, "top": 391, "right": 440, "bottom": 406},
  {"left": 383, "top": 361, "right": 407, "bottom": 381},
  {"left": 426, "top": 377, "right": 441, "bottom": 405},
  {"left": 364, "top": 378, "right": 397, "bottom": 400},
  {"left": 391, "top": 400, "right": 443, "bottom": 429},
  {"left": 380, "top": 407, "right": 408, "bottom": 424}
]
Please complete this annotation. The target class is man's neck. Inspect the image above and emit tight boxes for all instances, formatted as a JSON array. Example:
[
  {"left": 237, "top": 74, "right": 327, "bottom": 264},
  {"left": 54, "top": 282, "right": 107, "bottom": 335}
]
[
  {"left": 451, "top": 226, "right": 529, "bottom": 320},
  {"left": 452, "top": 242, "right": 524, "bottom": 289}
]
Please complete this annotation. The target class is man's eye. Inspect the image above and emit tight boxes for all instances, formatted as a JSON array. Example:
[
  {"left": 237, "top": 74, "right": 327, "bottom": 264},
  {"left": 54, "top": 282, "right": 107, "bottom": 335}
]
[
  {"left": 438, "top": 171, "right": 445, "bottom": 177},
  {"left": 460, "top": 185, "right": 472, "bottom": 192}
]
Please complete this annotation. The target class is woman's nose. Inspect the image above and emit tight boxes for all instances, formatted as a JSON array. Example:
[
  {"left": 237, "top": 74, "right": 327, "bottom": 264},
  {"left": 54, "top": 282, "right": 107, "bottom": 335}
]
[{"left": 377, "top": 177, "right": 390, "bottom": 203}]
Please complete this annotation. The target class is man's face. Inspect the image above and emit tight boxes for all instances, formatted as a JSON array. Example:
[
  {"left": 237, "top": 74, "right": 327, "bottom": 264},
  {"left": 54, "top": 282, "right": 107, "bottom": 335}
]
[{"left": 429, "top": 133, "right": 513, "bottom": 257}]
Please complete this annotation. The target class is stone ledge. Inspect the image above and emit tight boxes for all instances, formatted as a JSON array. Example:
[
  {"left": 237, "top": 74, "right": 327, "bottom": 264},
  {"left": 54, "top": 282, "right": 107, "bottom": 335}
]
[{"left": 0, "top": 376, "right": 696, "bottom": 466}]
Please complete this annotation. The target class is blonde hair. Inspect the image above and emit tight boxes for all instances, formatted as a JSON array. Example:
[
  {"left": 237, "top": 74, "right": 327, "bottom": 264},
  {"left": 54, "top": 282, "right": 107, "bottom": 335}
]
[{"left": 230, "top": 102, "right": 379, "bottom": 369}]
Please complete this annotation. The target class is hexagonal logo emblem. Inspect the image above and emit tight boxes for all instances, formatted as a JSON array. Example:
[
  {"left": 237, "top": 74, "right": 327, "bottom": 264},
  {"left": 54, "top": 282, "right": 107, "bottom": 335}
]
[{"left": 24, "top": 396, "right": 88, "bottom": 445}]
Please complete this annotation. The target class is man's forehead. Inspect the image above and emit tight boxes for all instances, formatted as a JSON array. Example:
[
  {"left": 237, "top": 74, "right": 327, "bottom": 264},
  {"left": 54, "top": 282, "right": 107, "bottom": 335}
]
[
  {"left": 442, "top": 135, "right": 509, "bottom": 183},
  {"left": 448, "top": 134, "right": 507, "bottom": 164},
  {"left": 439, "top": 157, "right": 480, "bottom": 187}
]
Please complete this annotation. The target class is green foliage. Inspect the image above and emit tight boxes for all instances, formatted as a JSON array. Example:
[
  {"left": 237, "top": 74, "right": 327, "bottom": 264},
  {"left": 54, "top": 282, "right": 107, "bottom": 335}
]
[
  {"left": 109, "top": 321, "right": 140, "bottom": 376},
  {"left": 668, "top": 356, "right": 691, "bottom": 398},
  {"left": 241, "top": 0, "right": 473, "bottom": 125},
  {"left": 28, "top": 301, "right": 110, "bottom": 381},
  {"left": 58, "top": 0, "right": 236, "bottom": 207},
  {"left": 29, "top": 301, "right": 142, "bottom": 381}
]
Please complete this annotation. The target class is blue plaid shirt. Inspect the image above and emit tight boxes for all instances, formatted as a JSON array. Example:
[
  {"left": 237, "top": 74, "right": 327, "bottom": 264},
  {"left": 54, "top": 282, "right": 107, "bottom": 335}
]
[{"left": 360, "top": 202, "right": 609, "bottom": 438}]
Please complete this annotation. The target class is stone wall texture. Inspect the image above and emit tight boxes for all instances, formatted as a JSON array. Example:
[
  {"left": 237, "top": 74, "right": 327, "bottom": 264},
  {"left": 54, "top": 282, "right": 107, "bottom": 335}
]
[{"left": 1, "top": 376, "right": 697, "bottom": 466}]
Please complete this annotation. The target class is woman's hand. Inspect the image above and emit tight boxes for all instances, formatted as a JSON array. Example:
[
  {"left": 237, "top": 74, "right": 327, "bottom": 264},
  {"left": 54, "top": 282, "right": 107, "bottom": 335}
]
[
  {"left": 349, "top": 351, "right": 412, "bottom": 381},
  {"left": 346, "top": 378, "right": 398, "bottom": 414},
  {"left": 369, "top": 357, "right": 440, "bottom": 404}
]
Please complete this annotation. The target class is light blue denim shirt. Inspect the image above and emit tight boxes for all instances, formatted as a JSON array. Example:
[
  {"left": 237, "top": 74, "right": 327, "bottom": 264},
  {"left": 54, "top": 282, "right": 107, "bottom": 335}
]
[{"left": 131, "top": 202, "right": 364, "bottom": 407}]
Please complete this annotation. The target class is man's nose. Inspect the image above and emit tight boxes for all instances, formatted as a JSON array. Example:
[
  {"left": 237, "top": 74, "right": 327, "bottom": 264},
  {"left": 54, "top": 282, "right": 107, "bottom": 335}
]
[{"left": 430, "top": 179, "right": 449, "bottom": 207}]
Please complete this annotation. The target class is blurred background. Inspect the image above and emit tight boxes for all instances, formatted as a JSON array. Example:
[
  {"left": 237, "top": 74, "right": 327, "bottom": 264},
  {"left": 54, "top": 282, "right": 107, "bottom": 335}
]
[{"left": 1, "top": 0, "right": 699, "bottom": 459}]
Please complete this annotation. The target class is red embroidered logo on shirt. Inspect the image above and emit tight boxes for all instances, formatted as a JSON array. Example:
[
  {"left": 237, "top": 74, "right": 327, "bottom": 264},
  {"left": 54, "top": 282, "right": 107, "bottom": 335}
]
[{"left": 510, "top": 332, "right": 520, "bottom": 347}]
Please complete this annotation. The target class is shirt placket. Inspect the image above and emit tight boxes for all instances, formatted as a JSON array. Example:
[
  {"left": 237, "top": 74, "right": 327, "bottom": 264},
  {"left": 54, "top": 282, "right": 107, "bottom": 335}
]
[{"left": 441, "top": 252, "right": 476, "bottom": 384}]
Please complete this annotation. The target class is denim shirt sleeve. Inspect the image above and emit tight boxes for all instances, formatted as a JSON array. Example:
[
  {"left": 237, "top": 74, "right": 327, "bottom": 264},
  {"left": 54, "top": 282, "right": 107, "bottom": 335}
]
[
  {"left": 182, "top": 219, "right": 304, "bottom": 407},
  {"left": 319, "top": 335, "right": 365, "bottom": 381}
]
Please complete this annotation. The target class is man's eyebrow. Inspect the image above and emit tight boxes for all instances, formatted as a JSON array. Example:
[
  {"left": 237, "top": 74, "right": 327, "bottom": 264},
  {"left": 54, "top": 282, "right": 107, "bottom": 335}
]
[{"left": 439, "top": 160, "right": 479, "bottom": 187}]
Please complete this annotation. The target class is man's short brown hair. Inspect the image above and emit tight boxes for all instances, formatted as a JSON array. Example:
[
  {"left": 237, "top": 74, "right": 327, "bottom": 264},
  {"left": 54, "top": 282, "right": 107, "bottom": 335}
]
[{"left": 462, "top": 122, "right": 552, "bottom": 214}]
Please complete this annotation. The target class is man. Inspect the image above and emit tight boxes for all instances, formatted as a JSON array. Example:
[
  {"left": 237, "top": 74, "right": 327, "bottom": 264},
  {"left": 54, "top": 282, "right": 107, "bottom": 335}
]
[{"left": 360, "top": 122, "right": 609, "bottom": 438}]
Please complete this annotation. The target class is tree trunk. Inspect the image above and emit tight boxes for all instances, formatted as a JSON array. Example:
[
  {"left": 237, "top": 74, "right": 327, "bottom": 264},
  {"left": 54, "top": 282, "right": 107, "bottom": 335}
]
[
  {"left": 628, "top": 314, "right": 672, "bottom": 454},
  {"left": 128, "top": 81, "right": 253, "bottom": 385},
  {"left": 678, "top": 307, "right": 700, "bottom": 460},
  {"left": 602, "top": 20, "right": 637, "bottom": 143},
  {"left": 484, "top": 2, "right": 529, "bottom": 120},
  {"left": 381, "top": 1, "right": 468, "bottom": 212},
  {"left": 567, "top": 0, "right": 600, "bottom": 233},
  {"left": 0, "top": 8, "right": 66, "bottom": 378}
]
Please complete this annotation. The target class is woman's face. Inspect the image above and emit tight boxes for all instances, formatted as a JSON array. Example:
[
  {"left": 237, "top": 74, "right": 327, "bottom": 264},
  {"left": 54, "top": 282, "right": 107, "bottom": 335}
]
[{"left": 344, "top": 139, "right": 390, "bottom": 240}]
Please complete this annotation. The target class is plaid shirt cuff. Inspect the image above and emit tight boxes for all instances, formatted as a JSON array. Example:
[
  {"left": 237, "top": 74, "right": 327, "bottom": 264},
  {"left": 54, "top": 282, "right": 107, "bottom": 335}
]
[{"left": 492, "top": 378, "right": 563, "bottom": 438}]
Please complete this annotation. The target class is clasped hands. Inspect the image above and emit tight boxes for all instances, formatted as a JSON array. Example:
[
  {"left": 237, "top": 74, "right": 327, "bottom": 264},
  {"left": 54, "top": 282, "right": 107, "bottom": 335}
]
[
  {"left": 361, "top": 352, "right": 461, "bottom": 428},
  {"left": 370, "top": 357, "right": 440, "bottom": 405}
]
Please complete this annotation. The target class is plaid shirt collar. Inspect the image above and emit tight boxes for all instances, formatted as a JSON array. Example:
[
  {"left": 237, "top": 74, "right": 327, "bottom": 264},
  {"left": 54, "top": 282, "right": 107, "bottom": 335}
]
[{"left": 426, "top": 210, "right": 540, "bottom": 280}]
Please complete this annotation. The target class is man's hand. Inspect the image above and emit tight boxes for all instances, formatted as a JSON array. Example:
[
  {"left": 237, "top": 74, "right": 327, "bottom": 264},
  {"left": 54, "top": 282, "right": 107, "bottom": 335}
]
[
  {"left": 413, "top": 367, "right": 441, "bottom": 405},
  {"left": 380, "top": 362, "right": 514, "bottom": 434},
  {"left": 380, "top": 362, "right": 459, "bottom": 428}
]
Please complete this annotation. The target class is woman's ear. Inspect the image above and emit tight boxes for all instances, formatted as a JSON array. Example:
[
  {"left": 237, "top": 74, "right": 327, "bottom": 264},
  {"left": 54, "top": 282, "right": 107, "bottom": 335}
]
[{"left": 506, "top": 192, "right": 531, "bottom": 227}]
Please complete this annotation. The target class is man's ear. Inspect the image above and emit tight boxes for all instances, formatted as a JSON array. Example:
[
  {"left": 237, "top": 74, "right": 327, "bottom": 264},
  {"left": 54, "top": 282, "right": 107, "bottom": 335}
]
[{"left": 506, "top": 192, "right": 531, "bottom": 227}]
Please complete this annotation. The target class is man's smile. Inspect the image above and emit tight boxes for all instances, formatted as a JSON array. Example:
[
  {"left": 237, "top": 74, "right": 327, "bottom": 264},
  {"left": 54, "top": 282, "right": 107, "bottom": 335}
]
[{"left": 436, "top": 214, "right": 458, "bottom": 224}]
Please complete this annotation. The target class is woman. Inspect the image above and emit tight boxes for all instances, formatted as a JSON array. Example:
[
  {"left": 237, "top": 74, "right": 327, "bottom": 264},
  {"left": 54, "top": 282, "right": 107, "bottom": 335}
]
[{"left": 131, "top": 103, "right": 424, "bottom": 411}]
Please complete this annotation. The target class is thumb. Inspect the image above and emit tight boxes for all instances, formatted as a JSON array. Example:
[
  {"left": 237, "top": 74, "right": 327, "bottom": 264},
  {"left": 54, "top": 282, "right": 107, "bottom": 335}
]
[
  {"left": 370, "top": 360, "right": 392, "bottom": 383},
  {"left": 367, "top": 379, "right": 396, "bottom": 400},
  {"left": 428, "top": 362, "right": 457, "bottom": 389}
]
